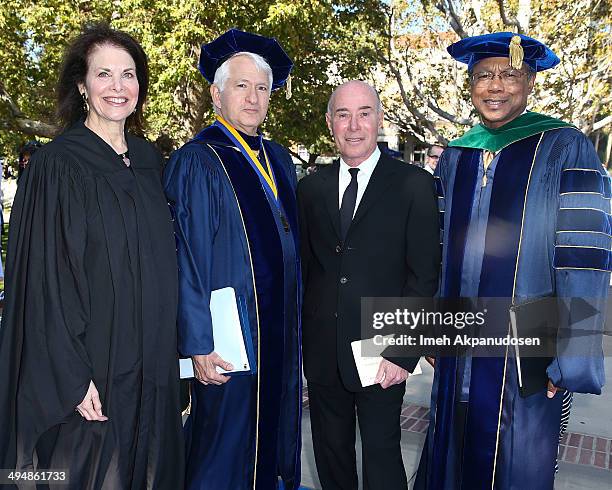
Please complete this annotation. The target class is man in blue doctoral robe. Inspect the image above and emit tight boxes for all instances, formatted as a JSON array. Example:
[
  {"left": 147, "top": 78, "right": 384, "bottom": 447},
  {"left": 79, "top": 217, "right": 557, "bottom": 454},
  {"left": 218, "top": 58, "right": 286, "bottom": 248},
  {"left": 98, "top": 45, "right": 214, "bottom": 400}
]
[
  {"left": 415, "top": 33, "right": 609, "bottom": 489},
  {"left": 163, "top": 29, "right": 301, "bottom": 490}
]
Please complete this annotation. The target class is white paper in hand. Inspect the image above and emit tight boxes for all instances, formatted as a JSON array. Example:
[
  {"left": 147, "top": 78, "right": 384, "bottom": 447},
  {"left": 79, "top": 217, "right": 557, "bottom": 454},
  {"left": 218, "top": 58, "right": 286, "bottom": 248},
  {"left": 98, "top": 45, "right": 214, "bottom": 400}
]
[
  {"left": 351, "top": 337, "right": 422, "bottom": 387},
  {"left": 179, "top": 287, "right": 251, "bottom": 379}
]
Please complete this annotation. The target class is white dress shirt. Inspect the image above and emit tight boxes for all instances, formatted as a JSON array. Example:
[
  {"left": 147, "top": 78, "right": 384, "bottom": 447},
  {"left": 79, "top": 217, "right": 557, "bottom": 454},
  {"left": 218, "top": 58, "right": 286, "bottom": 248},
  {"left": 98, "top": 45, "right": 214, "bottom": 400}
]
[{"left": 338, "top": 147, "right": 381, "bottom": 218}]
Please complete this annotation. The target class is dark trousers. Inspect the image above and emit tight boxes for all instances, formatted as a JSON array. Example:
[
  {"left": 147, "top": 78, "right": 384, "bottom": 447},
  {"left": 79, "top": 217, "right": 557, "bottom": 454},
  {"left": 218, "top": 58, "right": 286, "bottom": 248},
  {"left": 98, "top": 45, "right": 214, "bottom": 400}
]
[{"left": 308, "top": 373, "right": 407, "bottom": 490}]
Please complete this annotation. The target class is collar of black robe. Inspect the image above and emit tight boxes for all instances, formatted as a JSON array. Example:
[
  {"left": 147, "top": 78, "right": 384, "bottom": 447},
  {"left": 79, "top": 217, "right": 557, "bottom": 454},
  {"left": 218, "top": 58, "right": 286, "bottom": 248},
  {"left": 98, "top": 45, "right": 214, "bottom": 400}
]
[
  {"left": 194, "top": 123, "right": 270, "bottom": 172},
  {"left": 193, "top": 123, "right": 267, "bottom": 151},
  {"left": 236, "top": 128, "right": 262, "bottom": 152},
  {"left": 61, "top": 119, "right": 159, "bottom": 172}
]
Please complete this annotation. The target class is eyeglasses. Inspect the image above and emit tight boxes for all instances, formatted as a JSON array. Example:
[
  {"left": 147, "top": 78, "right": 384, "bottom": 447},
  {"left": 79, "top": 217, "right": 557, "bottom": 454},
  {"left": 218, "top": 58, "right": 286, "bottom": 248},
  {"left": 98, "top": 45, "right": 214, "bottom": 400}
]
[{"left": 471, "top": 69, "right": 529, "bottom": 86}]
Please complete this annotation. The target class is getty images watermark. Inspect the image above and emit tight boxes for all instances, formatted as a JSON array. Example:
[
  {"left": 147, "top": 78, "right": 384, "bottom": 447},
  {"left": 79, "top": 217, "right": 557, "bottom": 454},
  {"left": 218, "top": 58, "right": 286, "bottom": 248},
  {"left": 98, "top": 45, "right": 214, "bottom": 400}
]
[
  {"left": 359, "top": 297, "right": 608, "bottom": 359},
  {"left": 371, "top": 307, "right": 540, "bottom": 348}
]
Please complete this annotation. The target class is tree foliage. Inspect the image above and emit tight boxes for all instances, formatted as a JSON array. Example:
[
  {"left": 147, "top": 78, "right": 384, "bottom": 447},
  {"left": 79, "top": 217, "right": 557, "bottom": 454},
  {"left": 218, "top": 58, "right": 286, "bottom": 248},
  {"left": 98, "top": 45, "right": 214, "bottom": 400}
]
[
  {"left": 377, "top": 0, "right": 611, "bottom": 151},
  {"left": 3, "top": 1, "right": 608, "bottom": 165},
  {"left": 0, "top": 0, "right": 386, "bottom": 164}
]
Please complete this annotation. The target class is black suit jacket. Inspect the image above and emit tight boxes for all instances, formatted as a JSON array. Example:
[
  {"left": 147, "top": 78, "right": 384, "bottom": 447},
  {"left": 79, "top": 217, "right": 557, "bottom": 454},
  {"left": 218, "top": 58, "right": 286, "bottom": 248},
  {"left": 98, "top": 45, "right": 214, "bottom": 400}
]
[{"left": 297, "top": 153, "right": 441, "bottom": 391}]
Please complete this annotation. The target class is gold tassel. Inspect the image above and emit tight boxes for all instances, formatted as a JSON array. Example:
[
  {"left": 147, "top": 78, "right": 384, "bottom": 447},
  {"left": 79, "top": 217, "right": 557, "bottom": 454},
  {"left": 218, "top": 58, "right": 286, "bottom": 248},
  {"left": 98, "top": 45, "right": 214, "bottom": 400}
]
[
  {"left": 509, "top": 35, "right": 524, "bottom": 70},
  {"left": 285, "top": 74, "right": 292, "bottom": 100}
]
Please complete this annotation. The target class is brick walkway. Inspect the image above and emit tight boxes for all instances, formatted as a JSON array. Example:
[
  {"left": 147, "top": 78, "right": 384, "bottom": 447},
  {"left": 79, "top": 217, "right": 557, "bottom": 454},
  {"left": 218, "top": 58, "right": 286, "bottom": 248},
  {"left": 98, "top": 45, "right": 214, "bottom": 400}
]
[
  {"left": 559, "top": 432, "right": 611, "bottom": 470},
  {"left": 301, "top": 388, "right": 612, "bottom": 471}
]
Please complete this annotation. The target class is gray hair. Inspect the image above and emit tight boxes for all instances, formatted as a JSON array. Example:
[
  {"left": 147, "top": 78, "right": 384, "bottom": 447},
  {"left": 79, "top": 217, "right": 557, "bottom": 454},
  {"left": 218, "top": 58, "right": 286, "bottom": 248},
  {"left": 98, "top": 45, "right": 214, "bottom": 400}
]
[
  {"left": 213, "top": 51, "right": 273, "bottom": 92},
  {"left": 326, "top": 80, "right": 383, "bottom": 116}
]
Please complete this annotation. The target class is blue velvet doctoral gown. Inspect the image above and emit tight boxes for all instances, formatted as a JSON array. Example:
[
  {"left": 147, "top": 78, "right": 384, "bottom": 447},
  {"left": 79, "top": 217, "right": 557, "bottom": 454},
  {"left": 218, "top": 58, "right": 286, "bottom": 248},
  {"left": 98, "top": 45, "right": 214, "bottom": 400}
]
[
  {"left": 163, "top": 125, "right": 302, "bottom": 490},
  {"left": 416, "top": 127, "right": 609, "bottom": 489}
]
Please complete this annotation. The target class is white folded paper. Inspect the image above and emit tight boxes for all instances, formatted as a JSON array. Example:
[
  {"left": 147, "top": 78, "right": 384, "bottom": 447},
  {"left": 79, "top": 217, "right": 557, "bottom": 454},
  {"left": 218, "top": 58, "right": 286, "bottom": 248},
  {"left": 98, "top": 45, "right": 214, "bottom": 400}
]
[
  {"left": 351, "top": 337, "right": 422, "bottom": 387},
  {"left": 180, "top": 287, "right": 251, "bottom": 379}
]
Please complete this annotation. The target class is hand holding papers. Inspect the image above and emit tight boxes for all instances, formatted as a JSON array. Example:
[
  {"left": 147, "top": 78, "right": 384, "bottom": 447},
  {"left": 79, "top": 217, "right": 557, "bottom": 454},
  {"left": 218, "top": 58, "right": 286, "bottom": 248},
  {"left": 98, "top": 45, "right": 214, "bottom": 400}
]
[
  {"left": 188, "top": 353, "right": 234, "bottom": 385},
  {"left": 351, "top": 336, "right": 422, "bottom": 387},
  {"left": 180, "top": 287, "right": 255, "bottom": 379}
]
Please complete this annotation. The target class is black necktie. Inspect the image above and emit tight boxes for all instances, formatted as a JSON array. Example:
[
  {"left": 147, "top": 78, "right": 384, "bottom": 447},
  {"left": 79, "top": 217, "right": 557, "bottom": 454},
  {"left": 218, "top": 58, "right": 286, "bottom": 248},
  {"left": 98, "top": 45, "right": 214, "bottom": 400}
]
[{"left": 340, "top": 167, "right": 359, "bottom": 239}]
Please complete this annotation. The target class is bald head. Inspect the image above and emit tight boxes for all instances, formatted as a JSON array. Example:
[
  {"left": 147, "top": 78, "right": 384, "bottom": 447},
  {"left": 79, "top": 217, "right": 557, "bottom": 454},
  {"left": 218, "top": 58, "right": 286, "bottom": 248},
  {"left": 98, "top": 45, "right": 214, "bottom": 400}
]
[
  {"left": 327, "top": 80, "right": 382, "bottom": 117},
  {"left": 325, "top": 80, "right": 384, "bottom": 166}
]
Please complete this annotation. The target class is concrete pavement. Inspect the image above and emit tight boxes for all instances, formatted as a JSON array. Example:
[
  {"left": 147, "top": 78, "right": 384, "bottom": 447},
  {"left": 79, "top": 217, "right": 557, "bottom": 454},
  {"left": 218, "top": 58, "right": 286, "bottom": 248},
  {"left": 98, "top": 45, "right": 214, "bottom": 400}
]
[{"left": 299, "top": 335, "right": 612, "bottom": 489}]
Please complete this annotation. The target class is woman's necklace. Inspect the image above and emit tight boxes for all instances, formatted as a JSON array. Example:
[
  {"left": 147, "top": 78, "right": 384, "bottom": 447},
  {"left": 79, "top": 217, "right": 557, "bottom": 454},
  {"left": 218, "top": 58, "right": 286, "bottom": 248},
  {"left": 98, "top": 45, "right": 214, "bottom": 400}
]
[
  {"left": 118, "top": 151, "right": 131, "bottom": 167},
  {"left": 85, "top": 118, "right": 130, "bottom": 167}
]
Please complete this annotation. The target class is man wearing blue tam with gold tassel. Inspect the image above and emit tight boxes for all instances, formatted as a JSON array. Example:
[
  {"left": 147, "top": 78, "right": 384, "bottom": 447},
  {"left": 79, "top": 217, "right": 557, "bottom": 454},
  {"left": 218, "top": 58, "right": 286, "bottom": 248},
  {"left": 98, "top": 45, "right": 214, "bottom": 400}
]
[
  {"left": 163, "top": 29, "right": 301, "bottom": 490},
  {"left": 415, "top": 32, "right": 609, "bottom": 489}
]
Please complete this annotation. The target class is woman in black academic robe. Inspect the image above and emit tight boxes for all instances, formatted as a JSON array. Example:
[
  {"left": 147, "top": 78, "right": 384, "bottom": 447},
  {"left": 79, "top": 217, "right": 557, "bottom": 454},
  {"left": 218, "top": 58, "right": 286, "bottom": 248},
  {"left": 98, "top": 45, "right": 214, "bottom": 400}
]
[{"left": 0, "top": 24, "right": 183, "bottom": 489}]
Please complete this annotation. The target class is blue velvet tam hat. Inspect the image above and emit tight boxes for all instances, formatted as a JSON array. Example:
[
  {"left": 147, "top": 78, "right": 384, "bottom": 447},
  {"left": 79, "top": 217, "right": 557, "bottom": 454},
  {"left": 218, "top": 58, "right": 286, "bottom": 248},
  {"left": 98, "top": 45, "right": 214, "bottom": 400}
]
[
  {"left": 447, "top": 32, "right": 560, "bottom": 72},
  {"left": 198, "top": 28, "right": 293, "bottom": 91}
]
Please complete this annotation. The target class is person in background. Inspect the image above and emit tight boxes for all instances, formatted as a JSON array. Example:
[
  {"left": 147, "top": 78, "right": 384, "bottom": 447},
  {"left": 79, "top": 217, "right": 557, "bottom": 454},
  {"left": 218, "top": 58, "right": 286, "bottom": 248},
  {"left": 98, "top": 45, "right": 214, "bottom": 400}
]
[
  {"left": 0, "top": 23, "right": 183, "bottom": 488},
  {"left": 17, "top": 140, "right": 42, "bottom": 182},
  {"left": 0, "top": 158, "right": 3, "bottom": 240},
  {"left": 0, "top": 157, "right": 3, "bottom": 283},
  {"left": 423, "top": 144, "right": 444, "bottom": 175}
]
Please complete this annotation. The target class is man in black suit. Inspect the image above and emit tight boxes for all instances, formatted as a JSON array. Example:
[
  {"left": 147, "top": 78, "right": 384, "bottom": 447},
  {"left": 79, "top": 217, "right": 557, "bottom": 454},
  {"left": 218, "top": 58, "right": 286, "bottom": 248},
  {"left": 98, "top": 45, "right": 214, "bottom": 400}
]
[{"left": 297, "top": 80, "right": 440, "bottom": 489}]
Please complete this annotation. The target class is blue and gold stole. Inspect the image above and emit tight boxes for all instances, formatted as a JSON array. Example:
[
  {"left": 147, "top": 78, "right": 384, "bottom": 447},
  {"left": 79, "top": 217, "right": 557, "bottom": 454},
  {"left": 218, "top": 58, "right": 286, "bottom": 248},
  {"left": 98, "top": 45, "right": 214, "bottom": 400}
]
[{"left": 214, "top": 116, "right": 279, "bottom": 207}]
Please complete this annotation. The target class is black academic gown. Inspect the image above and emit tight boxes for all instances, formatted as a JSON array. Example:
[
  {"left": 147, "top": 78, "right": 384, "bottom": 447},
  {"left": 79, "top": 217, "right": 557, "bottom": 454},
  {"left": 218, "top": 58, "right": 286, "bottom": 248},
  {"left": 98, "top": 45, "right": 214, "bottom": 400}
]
[{"left": 0, "top": 121, "right": 184, "bottom": 489}]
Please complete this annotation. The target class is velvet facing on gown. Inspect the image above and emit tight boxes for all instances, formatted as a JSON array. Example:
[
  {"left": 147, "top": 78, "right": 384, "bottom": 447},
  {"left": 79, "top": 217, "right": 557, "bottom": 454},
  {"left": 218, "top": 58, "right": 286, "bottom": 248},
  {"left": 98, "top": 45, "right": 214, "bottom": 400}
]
[
  {"left": 416, "top": 128, "right": 609, "bottom": 490},
  {"left": 163, "top": 125, "right": 301, "bottom": 490}
]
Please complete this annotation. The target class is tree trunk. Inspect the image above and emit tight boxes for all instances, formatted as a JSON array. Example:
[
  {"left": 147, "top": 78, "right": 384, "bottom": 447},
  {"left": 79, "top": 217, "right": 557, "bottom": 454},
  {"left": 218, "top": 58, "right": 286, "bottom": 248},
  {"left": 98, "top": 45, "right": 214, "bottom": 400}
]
[
  {"left": 0, "top": 118, "right": 58, "bottom": 139},
  {"left": 403, "top": 135, "right": 415, "bottom": 164},
  {"left": 517, "top": 0, "right": 532, "bottom": 33}
]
